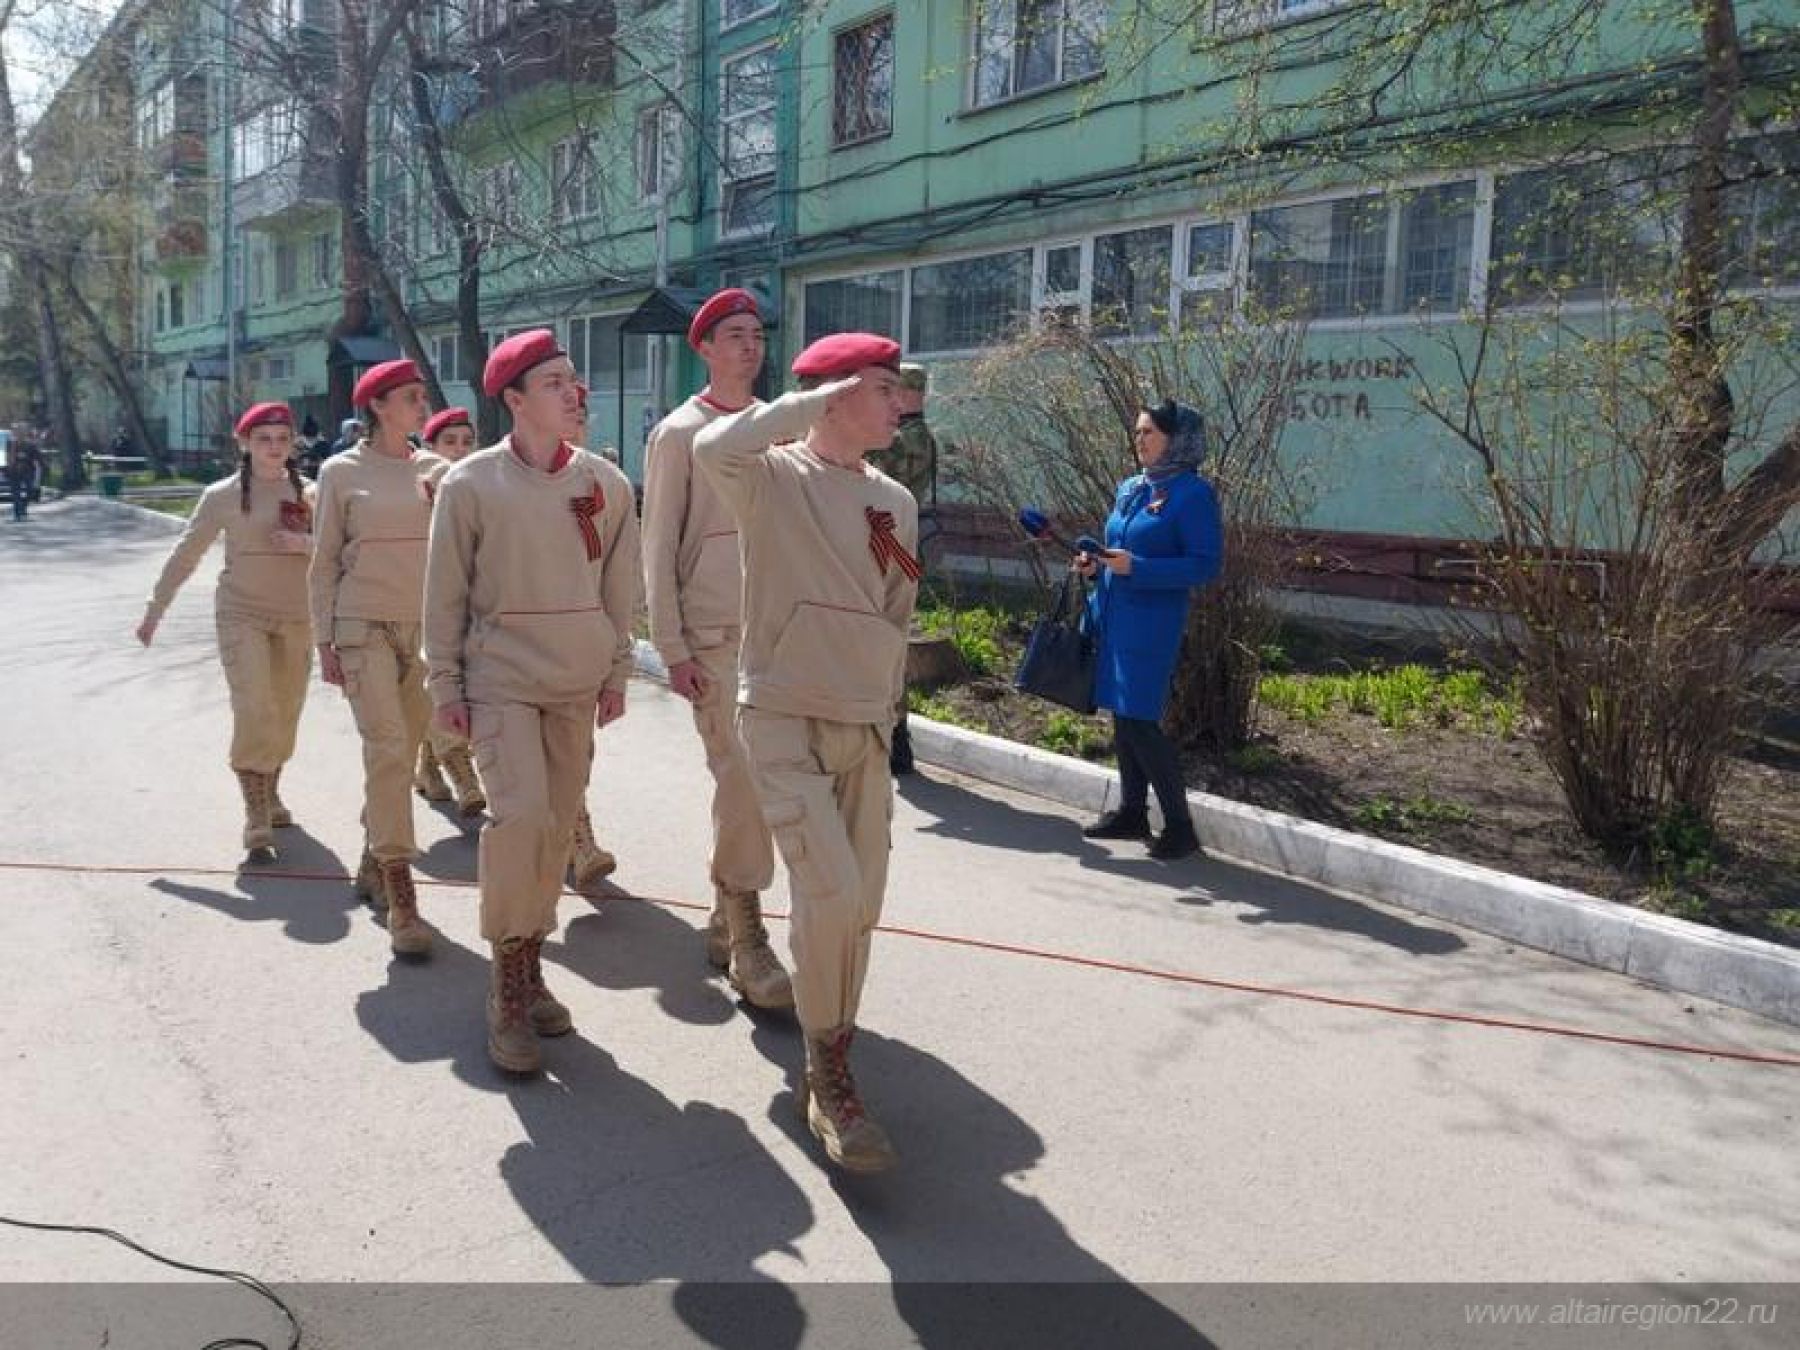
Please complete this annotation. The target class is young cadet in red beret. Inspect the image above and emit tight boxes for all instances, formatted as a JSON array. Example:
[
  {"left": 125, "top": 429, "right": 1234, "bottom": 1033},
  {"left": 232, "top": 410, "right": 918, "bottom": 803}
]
[
  {"left": 694, "top": 331, "right": 918, "bottom": 1173},
  {"left": 310, "top": 359, "right": 449, "bottom": 957},
  {"left": 640, "top": 287, "right": 792, "bottom": 1011},
  {"left": 424, "top": 329, "right": 642, "bottom": 1076},
  {"left": 558, "top": 376, "right": 620, "bottom": 891},
  {"left": 137, "top": 403, "right": 315, "bottom": 862},
  {"left": 413, "top": 407, "right": 487, "bottom": 815}
]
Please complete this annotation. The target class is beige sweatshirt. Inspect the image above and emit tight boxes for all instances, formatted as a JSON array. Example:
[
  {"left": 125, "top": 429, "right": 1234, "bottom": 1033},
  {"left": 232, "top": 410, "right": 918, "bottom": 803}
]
[
  {"left": 308, "top": 442, "right": 449, "bottom": 634},
  {"left": 146, "top": 471, "right": 314, "bottom": 624},
  {"left": 693, "top": 390, "right": 919, "bottom": 727},
  {"left": 424, "top": 438, "right": 642, "bottom": 708},
  {"left": 640, "top": 394, "right": 759, "bottom": 665}
]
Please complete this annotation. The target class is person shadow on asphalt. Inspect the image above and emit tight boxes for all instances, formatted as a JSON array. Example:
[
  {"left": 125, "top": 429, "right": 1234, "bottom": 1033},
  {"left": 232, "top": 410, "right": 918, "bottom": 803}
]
[
  {"left": 149, "top": 829, "right": 358, "bottom": 946},
  {"left": 743, "top": 1020, "right": 1217, "bottom": 1349}
]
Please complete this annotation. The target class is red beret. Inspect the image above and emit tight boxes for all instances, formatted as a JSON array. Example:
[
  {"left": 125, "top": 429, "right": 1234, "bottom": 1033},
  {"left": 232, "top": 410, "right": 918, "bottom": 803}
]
[
  {"left": 483, "top": 328, "right": 566, "bottom": 398},
  {"left": 234, "top": 402, "right": 293, "bottom": 437},
  {"left": 790, "top": 332, "right": 902, "bottom": 379},
  {"left": 421, "top": 407, "right": 472, "bottom": 444},
  {"left": 352, "top": 359, "right": 423, "bottom": 409},
  {"left": 687, "top": 287, "right": 761, "bottom": 350}
]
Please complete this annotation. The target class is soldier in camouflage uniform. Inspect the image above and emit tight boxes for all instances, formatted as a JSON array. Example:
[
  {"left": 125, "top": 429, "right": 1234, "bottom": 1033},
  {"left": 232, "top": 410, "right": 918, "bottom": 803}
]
[{"left": 867, "top": 364, "right": 938, "bottom": 775}]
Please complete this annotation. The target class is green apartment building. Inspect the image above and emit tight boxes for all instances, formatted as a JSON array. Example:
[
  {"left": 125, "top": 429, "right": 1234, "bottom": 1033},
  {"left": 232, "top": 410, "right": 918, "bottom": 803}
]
[{"left": 39, "top": 1, "right": 1799, "bottom": 591}]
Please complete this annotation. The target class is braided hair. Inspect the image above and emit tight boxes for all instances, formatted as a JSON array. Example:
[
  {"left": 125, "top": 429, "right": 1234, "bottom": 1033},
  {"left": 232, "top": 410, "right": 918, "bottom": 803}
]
[{"left": 237, "top": 447, "right": 309, "bottom": 513}]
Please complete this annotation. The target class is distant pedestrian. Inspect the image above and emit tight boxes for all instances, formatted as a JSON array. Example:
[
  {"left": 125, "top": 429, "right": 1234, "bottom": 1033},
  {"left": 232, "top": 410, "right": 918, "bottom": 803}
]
[
  {"left": 1075, "top": 398, "right": 1223, "bottom": 861},
  {"left": 136, "top": 403, "right": 314, "bottom": 862}
]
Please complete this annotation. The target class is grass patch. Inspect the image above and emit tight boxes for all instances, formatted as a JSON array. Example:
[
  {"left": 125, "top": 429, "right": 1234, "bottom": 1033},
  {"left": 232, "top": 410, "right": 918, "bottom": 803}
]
[
  {"left": 1037, "top": 709, "right": 1110, "bottom": 759},
  {"left": 1260, "top": 663, "right": 1522, "bottom": 734},
  {"left": 1225, "top": 743, "right": 1284, "bottom": 775},
  {"left": 907, "top": 689, "right": 984, "bottom": 731},
  {"left": 1353, "top": 791, "right": 1474, "bottom": 833},
  {"left": 915, "top": 601, "right": 1010, "bottom": 678}
]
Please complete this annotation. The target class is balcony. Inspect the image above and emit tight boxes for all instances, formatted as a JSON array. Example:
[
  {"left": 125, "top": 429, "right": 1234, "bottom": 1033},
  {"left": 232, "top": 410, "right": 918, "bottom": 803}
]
[
  {"left": 152, "top": 130, "right": 207, "bottom": 180},
  {"left": 235, "top": 154, "right": 334, "bottom": 232},
  {"left": 471, "top": 2, "right": 616, "bottom": 115},
  {"left": 150, "top": 179, "right": 208, "bottom": 268}
]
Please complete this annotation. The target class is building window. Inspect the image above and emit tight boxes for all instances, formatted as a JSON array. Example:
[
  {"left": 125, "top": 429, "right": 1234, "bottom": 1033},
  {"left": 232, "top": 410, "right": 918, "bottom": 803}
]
[
  {"left": 274, "top": 239, "right": 300, "bottom": 298},
  {"left": 137, "top": 82, "right": 175, "bottom": 148},
  {"left": 1398, "top": 182, "right": 1476, "bottom": 312},
  {"left": 249, "top": 238, "right": 268, "bottom": 304},
  {"left": 551, "top": 134, "right": 600, "bottom": 223},
  {"left": 311, "top": 230, "right": 337, "bottom": 289},
  {"left": 155, "top": 289, "right": 168, "bottom": 333},
  {"left": 971, "top": 0, "right": 1106, "bottom": 109},
  {"left": 1092, "top": 224, "right": 1173, "bottom": 337},
  {"left": 1214, "top": 0, "right": 1350, "bottom": 33},
  {"left": 1489, "top": 159, "right": 1675, "bottom": 306},
  {"left": 472, "top": 0, "right": 528, "bottom": 39},
  {"left": 909, "top": 249, "right": 1033, "bottom": 353},
  {"left": 1249, "top": 184, "right": 1475, "bottom": 318},
  {"left": 722, "top": 0, "right": 776, "bottom": 30},
  {"left": 1180, "top": 220, "right": 1237, "bottom": 324},
  {"left": 803, "top": 270, "right": 904, "bottom": 345},
  {"left": 721, "top": 45, "right": 777, "bottom": 235},
  {"left": 635, "top": 104, "right": 682, "bottom": 201},
  {"left": 1037, "top": 240, "right": 1088, "bottom": 326},
  {"left": 833, "top": 13, "right": 894, "bottom": 147},
  {"left": 168, "top": 281, "right": 185, "bottom": 328},
  {"left": 233, "top": 103, "right": 297, "bottom": 183},
  {"left": 1723, "top": 132, "right": 1800, "bottom": 290},
  {"left": 433, "top": 333, "right": 463, "bottom": 385},
  {"left": 567, "top": 314, "right": 651, "bottom": 395},
  {"left": 477, "top": 161, "right": 523, "bottom": 237}
]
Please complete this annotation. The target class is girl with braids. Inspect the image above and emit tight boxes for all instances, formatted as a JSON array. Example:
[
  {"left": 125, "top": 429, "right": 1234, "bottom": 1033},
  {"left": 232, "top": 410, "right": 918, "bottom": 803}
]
[
  {"left": 309, "top": 360, "right": 449, "bottom": 958},
  {"left": 136, "top": 403, "right": 315, "bottom": 864},
  {"left": 412, "top": 406, "right": 487, "bottom": 815}
]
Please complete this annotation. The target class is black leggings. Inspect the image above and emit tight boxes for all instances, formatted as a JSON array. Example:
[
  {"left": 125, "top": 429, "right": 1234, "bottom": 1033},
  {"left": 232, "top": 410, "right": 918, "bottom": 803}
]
[{"left": 1113, "top": 715, "right": 1191, "bottom": 829}]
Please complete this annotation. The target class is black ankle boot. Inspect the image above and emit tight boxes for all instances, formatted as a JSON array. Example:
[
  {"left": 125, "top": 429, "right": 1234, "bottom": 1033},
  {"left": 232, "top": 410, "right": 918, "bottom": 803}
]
[
  {"left": 889, "top": 722, "right": 915, "bottom": 776},
  {"left": 1083, "top": 807, "right": 1151, "bottom": 840},
  {"left": 1149, "top": 819, "right": 1205, "bottom": 860}
]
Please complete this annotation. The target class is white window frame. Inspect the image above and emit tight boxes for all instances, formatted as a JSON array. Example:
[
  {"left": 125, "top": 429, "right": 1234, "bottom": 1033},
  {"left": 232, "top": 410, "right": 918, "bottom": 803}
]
[
  {"left": 137, "top": 82, "right": 175, "bottom": 148},
  {"left": 310, "top": 230, "right": 336, "bottom": 290},
  {"left": 1175, "top": 217, "right": 1243, "bottom": 325},
  {"left": 1213, "top": 0, "right": 1351, "bottom": 35},
  {"left": 567, "top": 312, "right": 653, "bottom": 396},
  {"left": 635, "top": 103, "right": 682, "bottom": 202},
  {"left": 968, "top": 0, "right": 1108, "bottom": 111},
  {"left": 1032, "top": 237, "right": 1091, "bottom": 325},
  {"left": 720, "top": 42, "right": 778, "bottom": 238},
  {"left": 904, "top": 241, "right": 1037, "bottom": 357},
  {"left": 550, "top": 133, "right": 600, "bottom": 224},
  {"left": 721, "top": 0, "right": 777, "bottom": 32}
]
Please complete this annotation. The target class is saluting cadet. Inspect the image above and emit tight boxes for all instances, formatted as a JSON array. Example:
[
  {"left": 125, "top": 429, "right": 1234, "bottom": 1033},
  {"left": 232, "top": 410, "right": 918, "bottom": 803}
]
[
  {"left": 412, "top": 406, "right": 487, "bottom": 816},
  {"left": 867, "top": 362, "right": 941, "bottom": 777},
  {"left": 137, "top": 402, "right": 314, "bottom": 863},
  {"left": 562, "top": 378, "right": 618, "bottom": 892},
  {"left": 424, "top": 330, "right": 641, "bottom": 1076},
  {"left": 640, "top": 287, "right": 791, "bottom": 1010},
  {"left": 693, "top": 332, "right": 918, "bottom": 1173},
  {"left": 310, "top": 360, "right": 449, "bottom": 958}
]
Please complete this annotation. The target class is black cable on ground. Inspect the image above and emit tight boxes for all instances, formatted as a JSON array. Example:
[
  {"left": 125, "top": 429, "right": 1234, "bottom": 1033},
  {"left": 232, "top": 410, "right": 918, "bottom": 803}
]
[{"left": 0, "top": 1213, "right": 301, "bottom": 1350}]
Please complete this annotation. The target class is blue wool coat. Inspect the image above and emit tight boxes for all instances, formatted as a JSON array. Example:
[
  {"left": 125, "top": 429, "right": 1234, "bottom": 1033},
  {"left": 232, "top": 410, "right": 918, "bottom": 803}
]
[{"left": 1086, "top": 469, "right": 1224, "bottom": 721}]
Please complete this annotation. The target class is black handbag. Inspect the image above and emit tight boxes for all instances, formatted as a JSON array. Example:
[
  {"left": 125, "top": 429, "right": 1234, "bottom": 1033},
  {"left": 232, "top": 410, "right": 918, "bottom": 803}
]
[{"left": 1014, "top": 575, "right": 1098, "bottom": 714}]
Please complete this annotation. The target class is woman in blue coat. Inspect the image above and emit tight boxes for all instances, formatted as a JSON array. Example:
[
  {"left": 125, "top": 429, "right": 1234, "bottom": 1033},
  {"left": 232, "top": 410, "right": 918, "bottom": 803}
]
[{"left": 1075, "top": 399, "right": 1223, "bottom": 859}]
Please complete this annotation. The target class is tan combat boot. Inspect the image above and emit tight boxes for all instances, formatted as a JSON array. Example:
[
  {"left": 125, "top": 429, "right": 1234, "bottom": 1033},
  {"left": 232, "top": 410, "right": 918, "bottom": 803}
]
[
  {"left": 487, "top": 938, "right": 542, "bottom": 1074},
  {"left": 268, "top": 768, "right": 294, "bottom": 828},
  {"left": 703, "top": 907, "right": 730, "bottom": 971},
  {"left": 381, "top": 861, "right": 436, "bottom": 959},
  {"left": 234, "top": 770, "right": 277, "bottom": 862},
  {"left": 440, "top": 746, "right": 486, "bottom": 817},
  {"left": 801, "top": 1026, "right": 897, "bottom": 1173},
  {"left": 523, "top": 936, "right": 573, "bottom": 1037},
  {"left": 568, "top": 806, "right": 616, "bottom": 891},
  {"left": 354, "top": 846, "right": 385, "bottom": 911},
  {"left": 413, "top": 743, "right": 452, "bottom": 803},
  {"left": 723, "top": 889, "right": 794, "bottom": 1010}
]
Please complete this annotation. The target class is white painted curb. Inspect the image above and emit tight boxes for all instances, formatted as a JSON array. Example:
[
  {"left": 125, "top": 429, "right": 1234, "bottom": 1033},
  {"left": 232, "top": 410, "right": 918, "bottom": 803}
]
[{"left": 631, "top": 638, "right": 1800, "bottom": 1031}]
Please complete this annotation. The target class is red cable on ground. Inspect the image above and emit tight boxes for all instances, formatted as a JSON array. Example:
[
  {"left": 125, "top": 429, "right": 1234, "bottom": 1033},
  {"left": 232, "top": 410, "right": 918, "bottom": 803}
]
[{"left": 4, "top": 858, "right": 1797, "bottom": 1069}]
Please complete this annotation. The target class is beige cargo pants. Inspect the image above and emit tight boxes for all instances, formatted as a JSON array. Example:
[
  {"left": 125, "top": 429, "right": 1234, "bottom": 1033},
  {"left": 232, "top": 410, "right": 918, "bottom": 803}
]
[
  {"left": 687, "top": 633, "right": 775, "bottom": 898},
  {"left": 470, "top": 697, "right": 597, "bottom": 943},
  {"left": 336, "top": 618, "right": 431, "bottom": 862},
  {"left": 737, "top": 707, "right": 891, "bottom": 1034},
  {"left": 217, "top": 611, "right": 311, "bottom": 774}
]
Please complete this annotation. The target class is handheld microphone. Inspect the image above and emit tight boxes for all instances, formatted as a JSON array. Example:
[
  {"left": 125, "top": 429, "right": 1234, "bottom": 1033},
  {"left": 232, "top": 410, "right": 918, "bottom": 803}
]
[{"left": 1018, "top": 507, "right": 1081, "bottom": 554}]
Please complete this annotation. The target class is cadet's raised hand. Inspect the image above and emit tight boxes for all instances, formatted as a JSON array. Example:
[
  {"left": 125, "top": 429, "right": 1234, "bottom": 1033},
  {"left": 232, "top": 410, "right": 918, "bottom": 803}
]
[
  {"left": 596, "top": 688, "right": 626, "bottom": 727},
  {"left": 668, "top": 659, "right": 709, "bottom": 703}
]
